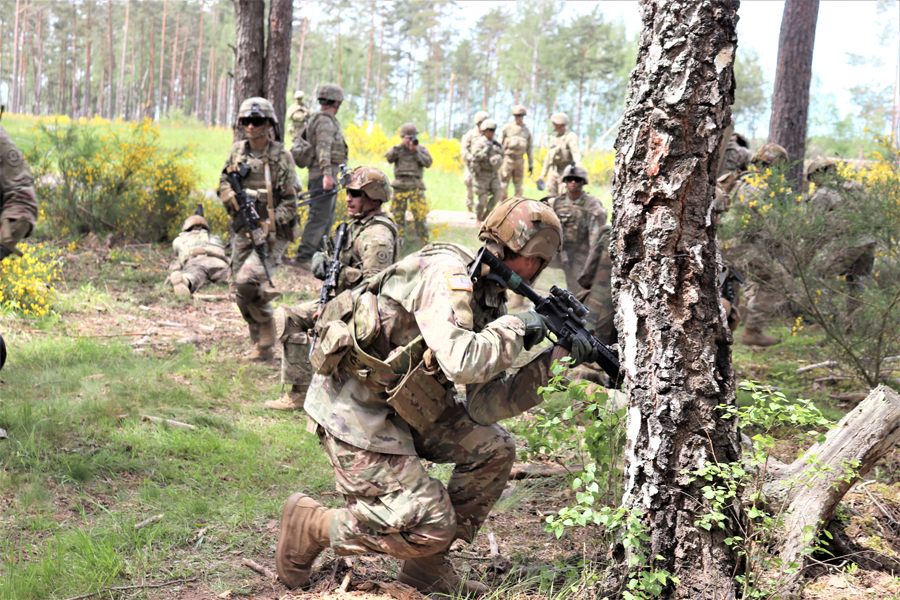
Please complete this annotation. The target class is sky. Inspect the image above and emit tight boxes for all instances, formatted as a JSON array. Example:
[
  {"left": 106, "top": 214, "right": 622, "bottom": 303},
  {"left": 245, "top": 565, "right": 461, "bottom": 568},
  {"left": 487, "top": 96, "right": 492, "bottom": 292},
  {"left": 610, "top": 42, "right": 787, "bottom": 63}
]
[{"left": 469, "top": 0, "right": 898, "bottom": 137}]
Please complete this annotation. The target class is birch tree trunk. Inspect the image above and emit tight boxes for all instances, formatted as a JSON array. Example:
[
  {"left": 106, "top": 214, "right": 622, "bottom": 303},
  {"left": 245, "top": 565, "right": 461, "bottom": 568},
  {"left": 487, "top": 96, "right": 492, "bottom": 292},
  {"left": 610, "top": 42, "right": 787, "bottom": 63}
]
[
  {"left": 767, "top": 0, "right": 818, "bottom": 187},
  {"left": 612, "top": 0, "right": 741, "bottom": 597},
  {"left": 263, "top": 0, "right": 293, "bottom": 133},
  {"left": 232, "top": 0, "right": 265, "bottom": 133}
]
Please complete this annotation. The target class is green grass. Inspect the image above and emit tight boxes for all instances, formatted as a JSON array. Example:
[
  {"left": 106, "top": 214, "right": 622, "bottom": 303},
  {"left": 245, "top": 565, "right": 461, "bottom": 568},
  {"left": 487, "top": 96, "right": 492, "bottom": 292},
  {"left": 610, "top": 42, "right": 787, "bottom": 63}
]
[{"left": 0, "top": 336, "right": 333, "bottom": 599}]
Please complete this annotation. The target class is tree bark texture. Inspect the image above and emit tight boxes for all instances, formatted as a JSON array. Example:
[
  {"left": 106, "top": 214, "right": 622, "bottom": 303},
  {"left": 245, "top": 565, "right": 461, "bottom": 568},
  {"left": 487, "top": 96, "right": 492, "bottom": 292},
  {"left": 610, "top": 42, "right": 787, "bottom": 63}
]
[
  {"left": 767, "top": 0, "right": 819, "bottom": 186},
  {"left": 611, "top": 1, "right": 741, "bottom": 597},
  {"left": 232, "top": 0, "right": 265, "bottom": 133},
  {"left": 263, "top": 0, "right": 293, "bottom": 135}
]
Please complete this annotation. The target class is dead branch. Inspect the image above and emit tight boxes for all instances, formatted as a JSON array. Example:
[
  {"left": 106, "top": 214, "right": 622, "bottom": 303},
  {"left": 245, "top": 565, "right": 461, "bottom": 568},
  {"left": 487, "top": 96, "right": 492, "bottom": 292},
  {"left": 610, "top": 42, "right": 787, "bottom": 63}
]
[
  {"left": 509, "top": 463, "right": 583, "bottom": 480},
  {"left": 241, "top": 558, "right": 276, "bottom": 581},
  {"left": 134, "top": 514, "right": 164, "bottom": 529},
  {"left": 795, "top": 360, "right": 839, "bottom": 374},
  {"left": 139, "top": 415, "right": 197, "bottom": 430},
  {"left": 61, "top": 576, "right": 197, "bottom": 600}
]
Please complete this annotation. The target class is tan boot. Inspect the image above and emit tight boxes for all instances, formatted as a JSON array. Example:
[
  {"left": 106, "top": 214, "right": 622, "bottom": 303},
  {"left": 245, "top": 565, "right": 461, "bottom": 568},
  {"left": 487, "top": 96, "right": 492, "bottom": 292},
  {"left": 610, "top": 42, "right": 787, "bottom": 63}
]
[
  {"left": 740, "top": 328, "right": 778, "bottom": 347},
  {"left": 244, "top": 345, "right": 274, "bottom": 362},
  {"left": 265, "top": 386, "right": 306, "bottom": 411},
  {"left": 398, "top": 552, "right": 489, "bottom": 597},
  {"left": 275, "top": 493, "right": 336, "bottom": 590},
  {"left": 170, "top": 272, "right": 192, "bottom": 298}
]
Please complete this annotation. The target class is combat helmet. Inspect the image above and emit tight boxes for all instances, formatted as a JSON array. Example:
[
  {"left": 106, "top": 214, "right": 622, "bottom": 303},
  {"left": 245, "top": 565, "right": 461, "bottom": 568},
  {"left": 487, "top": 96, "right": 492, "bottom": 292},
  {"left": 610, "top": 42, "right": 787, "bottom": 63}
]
[
  {"left": 182, "top": 215, "right": 210, "bottom": 232},
  {"left": 479, "top": 197, "right": 562, "bottom": 281},
  {"left": 511, "top": 105, "right": 527, "bottom": 116},
  {"left": 238, "top": 97, "right": 278, "bottom": 124},
  {"left": 733, "top": 132, "right": 749, "bottom": 148},
  {"left": 806, "top": 157, "right": 837, "bottom": 180},
  {"left": 550, "top": 113, "right": 569, "bottom": 126},
  {"left": 480, "top": 119, "right": 498, "bottom": 132},
  {"left": 317, "top": 83, "right": 345, "bottom": 103},
  {"left": 474, "top": 111, "right": 489, "bottom": 126},
  {"left": 293, "top": 90, "right": 305, "bottom": 100},
  {"left": 346, "top": 166, "right": 392, "bottom": 204},
  {"left": 751, "top": 143, "right": 789, "bottom": 167},
  {"left": 561, "top": 162, "right": 589, "bottom": 185},
  {"left": 400, "top": 122, "right": 418, "bottom": 137}
]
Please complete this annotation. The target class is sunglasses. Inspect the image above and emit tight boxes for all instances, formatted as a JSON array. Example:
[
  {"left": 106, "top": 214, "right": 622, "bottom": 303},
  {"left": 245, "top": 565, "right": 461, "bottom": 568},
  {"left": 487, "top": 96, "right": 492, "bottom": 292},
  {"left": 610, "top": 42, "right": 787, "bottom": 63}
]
[
  {"left": 239, "top": 116, "right": 267, "bottom": 127},
  {"left": 348, "top": 189, "right": 364, "bottom": 198}
]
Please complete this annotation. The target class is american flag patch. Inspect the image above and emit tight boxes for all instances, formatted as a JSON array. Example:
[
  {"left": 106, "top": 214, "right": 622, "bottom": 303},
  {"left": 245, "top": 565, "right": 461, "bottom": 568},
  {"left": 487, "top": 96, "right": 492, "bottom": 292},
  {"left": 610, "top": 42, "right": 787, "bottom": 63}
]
[{"left": 446, "top": 275, "right": 473, "bottom": 292}]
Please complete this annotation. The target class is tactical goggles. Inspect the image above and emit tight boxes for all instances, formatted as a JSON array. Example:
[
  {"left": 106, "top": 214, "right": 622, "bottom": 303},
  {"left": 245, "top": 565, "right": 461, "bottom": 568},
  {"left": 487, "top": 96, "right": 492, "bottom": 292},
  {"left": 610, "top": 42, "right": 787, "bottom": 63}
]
[{"left": 239, "top": 116, "right": 268, "bottom": 127}]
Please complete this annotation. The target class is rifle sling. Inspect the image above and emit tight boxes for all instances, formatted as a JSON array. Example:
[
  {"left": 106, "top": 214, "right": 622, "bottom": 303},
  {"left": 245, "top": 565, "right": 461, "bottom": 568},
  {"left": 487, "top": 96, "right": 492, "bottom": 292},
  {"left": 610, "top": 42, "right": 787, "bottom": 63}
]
[{"left": 263, "top": 149, "right": 276, "bottom": 250}]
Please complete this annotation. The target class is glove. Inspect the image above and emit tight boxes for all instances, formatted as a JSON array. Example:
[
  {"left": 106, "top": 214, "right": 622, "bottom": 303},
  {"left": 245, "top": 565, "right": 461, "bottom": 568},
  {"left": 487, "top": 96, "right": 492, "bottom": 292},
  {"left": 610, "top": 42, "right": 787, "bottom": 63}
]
[
  {"left": 512, "top": 310, "right": 549, "bottom": 351},
  {"left": 567, "top": 334, "right": 598, "bottom": 368},
  {"left": 220, "top": 188, "right": 239, "bottom": 212},
  {"left": 311, "top": 252, "right": 328, "bottom": 280}
]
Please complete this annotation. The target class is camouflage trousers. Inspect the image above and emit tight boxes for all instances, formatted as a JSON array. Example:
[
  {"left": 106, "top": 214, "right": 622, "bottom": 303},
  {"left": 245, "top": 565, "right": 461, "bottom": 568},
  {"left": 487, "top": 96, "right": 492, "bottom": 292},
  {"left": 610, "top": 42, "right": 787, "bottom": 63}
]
[
  {"left": 391, "top": 188, "right": 430, "bottom": 241},
  {"left": 545, "top": 168, "right": 564, "bottom": 197},
  {"left": 171, "top": 256, "right": 229, "bottom": 294},
  {"left": 231, "top": 233, "right": 288, "bottom": 325},
  {"left": 318, "top": 401, "right": 516, "bottom": 560},
  {"left": 463, "top": 166, "right": 474, "bottom": 210},
  {"left": 280, "top": 299, "right": 317, "bottom": 389},
  {"left": 500, "top": 156, "right": 525, "bottom": 199},
  {"left": 474, "top": 175, "right": 503, "bottom": 222},
  {"left": 551, "top": 248, "right": 589, "bottom": 296}
]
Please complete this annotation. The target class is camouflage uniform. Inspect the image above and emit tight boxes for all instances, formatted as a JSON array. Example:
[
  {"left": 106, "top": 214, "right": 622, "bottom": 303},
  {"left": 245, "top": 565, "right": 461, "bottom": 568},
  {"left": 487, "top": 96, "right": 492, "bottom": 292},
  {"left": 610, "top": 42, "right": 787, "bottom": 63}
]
[
  {"left": 497, "top": 108, "right": 533, "bottom": 199},
  {"left": 716, "top": 133, "right": 752, "bottom": 194},
  {"left": 218, "top": 126, "right": 299, "bottom": 352},
  {"left": 538, "top": 114, "right": 581, "bottom": 197},
  {"left": 296, "top": 85, "right": 350, "bottom": 264},
  {"left": 470, "top": 124, "right": 503, "bottom": 222},
  {"left": 460, "top": 111, "right": 489, "bottom": 212},
  {"left": 168, "top": 216, "right": 230, "bottom": 297},
  {"left": 275, "top": 198, "right": 565, "bottom": 595},
  {"left": 0, "top": 125, "right": 38, "bottom": 259},
  {"left": 386, "top": 125, "right": 433, "bottom": 241},
  {"left": 550, "top": 190, "right": 607, "bottom": 293},
  {"left": 577, "top": 224, "right": 614, "bottom": 346},
  {"left": 286, "top": 97, "right": 311, "bottom": 143}
]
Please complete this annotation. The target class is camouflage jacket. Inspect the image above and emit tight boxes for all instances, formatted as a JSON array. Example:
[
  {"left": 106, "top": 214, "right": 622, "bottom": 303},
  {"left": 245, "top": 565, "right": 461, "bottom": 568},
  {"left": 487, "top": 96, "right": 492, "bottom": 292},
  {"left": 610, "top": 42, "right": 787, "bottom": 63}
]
[
  {"left": 305, "top": 242, "right": 554, "bottom": 455},
  {"left": 0, "top": 125, "right": 38, "bottom": 226},
  {"left": 498, "top": 122, "right": 533, "bottom": 168},
  {"left": 217, "top": 140, "right": 299, "bottom": 239},
  {"left": 307, "top": 110, "right": 349, "bottom": 178},
  {"left": 577, "top": 224, "right": 615, "bottom": 345},
  {"left": 807, "top": 182, "right": 875, "bottom": 249},
  {"left": 334, "top": 212, "right": 400, "bottom": 292},
  {"left": 540, "top": 130, "right": 581, "bottom": 177},
  {"left": 460, "top": 126, "right": 481, "bottom": 165},
  {"left": 286, "top": 102, "right": 311, "bottom": 141},
  {"left": 470, "top": 136, "right": 503, "bottom": 179},
  {"left": 172, "top": 230, "right": 229, "bottom": 267},
  {"left": 385, "top": 144, "right": 433, "bottom": 191},
  {"left": 717, "top": 141, "right": 752, "bottom": 193},
  {"left": 551, "top": 191, "right": 607, "bottom": 260}
]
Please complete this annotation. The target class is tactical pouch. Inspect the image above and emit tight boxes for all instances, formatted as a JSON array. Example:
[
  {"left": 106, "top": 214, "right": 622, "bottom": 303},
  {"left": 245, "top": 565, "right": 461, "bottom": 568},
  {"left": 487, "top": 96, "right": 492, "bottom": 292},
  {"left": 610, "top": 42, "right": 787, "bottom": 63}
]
[
  {"left": 316, "top": 290, "right": 354, "bottom": 333},
  {"left": 505, "top": 136, "right": 527, "bottom": 155},
  {"left": 310, "top": 320, "right": 352, "bottom": 376},
  {"left": 353, "top": 291, "right": 380, "bottom": 348},
  {"left": 386, "top": 348, "right": 451, "bottom": 434}
]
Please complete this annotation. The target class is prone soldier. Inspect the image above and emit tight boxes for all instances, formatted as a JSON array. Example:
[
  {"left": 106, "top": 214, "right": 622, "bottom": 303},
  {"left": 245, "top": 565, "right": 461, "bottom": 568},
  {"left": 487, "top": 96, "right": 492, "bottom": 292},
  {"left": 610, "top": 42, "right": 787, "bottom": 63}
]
[
  {"left": 274, "top": 197, "right": 604, "bottom": 595},
  {"left": 537, "top": 112, "right": 581, "bottom": 197},
  {"left": 460, "top": 111, "right": 489, "bottom": 213},
  {"left": 267, "top": 167, "right": 399, "bottom": 411},
  {"left": 385, "top": 123, "right": 433, "bottom": 242},
  {"left": 286, "top": 91, "right": 311, "bottom": 143},
  {"left": 218, "top": 97, "right": 299, "bottom": 361},
  {"left": 168, "top": 210, "right": 230, "bottom": 298},
  {"left": 497, "top": 105, "right": 533, "bottom": 199},
  {"left": 0, "top": 124, "right": 38, "bottom": 262},
  {"left": 469, "top": 119, "right": 504, "bottom": 225}
]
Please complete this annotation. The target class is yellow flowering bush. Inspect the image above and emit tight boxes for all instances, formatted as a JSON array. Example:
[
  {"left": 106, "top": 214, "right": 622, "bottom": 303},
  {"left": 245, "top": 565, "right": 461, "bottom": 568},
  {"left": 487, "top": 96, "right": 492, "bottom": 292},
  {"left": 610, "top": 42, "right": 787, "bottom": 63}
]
[
  {"left": 0, "top": 242, "right": 60, "bottom": 317},
  {"left": 345, "top": 121, "right": 394, "bottom": 161},
  {"left": 26, "top": 119, "right": 199, "bottom": 242},
  {"left": 583, "top": 151, "right": 615, "bottom": 186},
  {"left": 429, "top": 137, "right": 463, "bottom": 175}
]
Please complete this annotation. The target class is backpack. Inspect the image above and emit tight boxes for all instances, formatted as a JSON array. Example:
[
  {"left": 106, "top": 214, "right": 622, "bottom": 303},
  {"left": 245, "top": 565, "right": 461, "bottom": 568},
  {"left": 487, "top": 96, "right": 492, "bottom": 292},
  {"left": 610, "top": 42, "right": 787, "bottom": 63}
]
[{"left": 290, "top": 113, "right": 323, "bottom": 169}]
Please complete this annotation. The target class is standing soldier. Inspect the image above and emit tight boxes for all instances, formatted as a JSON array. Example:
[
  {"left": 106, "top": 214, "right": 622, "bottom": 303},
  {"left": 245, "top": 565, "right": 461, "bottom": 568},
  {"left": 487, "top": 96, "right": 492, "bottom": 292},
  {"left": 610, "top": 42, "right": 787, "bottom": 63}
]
[
  {"left": 537, "top": 113, "right": 581, "bottom": 197},
  {"left": 267, "top": 167, "right": 399, "bottom": 411},
  {"left": 549, "top": 163, "right": 607, "bottom": 293},
  {"left": 497, "top": 105, "right": 533, "bottom": 199},
  {"left": 219, "top": 97, "right": 299, "bottom": 361},
  {"left": 460, "top": 111, "right": 489, "bottom": 213},
  {"left": 0, "top": 125, "right": 38, "bottom": 262},
  {"left": 385, "top": 123, "right": 433, "bottom": 242},
  {"left": 168, "top": 212, "right": 230, "bottom": 298},
  {"left": 286, "top": 91, "right": 311, "bottom": 143},
  {"left": 274, "top": 198, "right": 602, "bottom": 596},
  {"left": 469, "top": 119, "right": 504, "bottom": 225},
  {"left": 293, "top": 84, "right": 349, "bottom": 271}
]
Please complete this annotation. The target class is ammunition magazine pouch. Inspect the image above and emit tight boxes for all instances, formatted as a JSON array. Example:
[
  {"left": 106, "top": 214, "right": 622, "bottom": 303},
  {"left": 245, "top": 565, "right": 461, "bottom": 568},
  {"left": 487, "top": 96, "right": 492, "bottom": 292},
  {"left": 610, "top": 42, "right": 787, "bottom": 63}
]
[
  {"left": 385, "top": 349, "right": 451, "bottom": 433},
  {"left": 310, "top": 320, "right": 352, "bottom": 376}
]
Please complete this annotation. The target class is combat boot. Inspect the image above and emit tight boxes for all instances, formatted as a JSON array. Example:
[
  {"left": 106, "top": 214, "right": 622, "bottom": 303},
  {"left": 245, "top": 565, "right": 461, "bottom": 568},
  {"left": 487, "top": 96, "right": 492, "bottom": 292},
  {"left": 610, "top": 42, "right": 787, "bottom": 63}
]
[
  {"left": 398, "top": 552, "right": 489, "bottom": 597},
  {"left": 740, "top": 328, "right": 778, "bottom": 347},
  {"left": 275, "top": 493, "right": 336, "bottom": 589},
  {"left": 170, "top": 272, "right": 192, "bottom": 298},
  {"left": 265, "top": 385, "right": 306, "bottom": 411}
]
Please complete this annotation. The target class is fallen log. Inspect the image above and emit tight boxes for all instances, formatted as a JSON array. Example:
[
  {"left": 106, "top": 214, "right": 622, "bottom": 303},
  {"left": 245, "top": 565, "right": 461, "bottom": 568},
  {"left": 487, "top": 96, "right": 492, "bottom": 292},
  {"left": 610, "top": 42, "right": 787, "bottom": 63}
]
[
  {"left": 509, "top": 463, "right": 583, "bottom": 480},
  {"left": 795, "top": 360, "right": 839, "bottom": 374}
]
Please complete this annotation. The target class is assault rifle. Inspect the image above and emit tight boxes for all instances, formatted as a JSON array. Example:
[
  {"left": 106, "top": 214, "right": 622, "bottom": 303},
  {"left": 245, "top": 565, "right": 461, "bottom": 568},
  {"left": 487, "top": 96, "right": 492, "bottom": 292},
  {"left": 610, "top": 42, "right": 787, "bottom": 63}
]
[
  {"left": 296, "top": 164, "right": 349, "bottom": 208},
  {"left": 223, "top": 163, "right": 273, "bottom": 286},
  {"left": 308, "top": 221, "right": 349, "bottom": 363},
  {"left": 468, "top": 246, "right": 622, "bottom": 387}
]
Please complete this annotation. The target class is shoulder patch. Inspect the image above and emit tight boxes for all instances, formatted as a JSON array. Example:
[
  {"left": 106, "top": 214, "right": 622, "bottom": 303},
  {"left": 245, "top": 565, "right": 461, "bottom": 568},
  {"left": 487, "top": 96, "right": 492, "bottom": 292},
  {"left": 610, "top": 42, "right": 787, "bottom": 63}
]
[
  {"left": 446, "top": 274, "right": 473, "bottom": 292},
  {"left": 5, "top": 148, "right": 22, "bottom": 167},
  {"left": 376, "top": 250, "right": 389, "bottom": 263}
]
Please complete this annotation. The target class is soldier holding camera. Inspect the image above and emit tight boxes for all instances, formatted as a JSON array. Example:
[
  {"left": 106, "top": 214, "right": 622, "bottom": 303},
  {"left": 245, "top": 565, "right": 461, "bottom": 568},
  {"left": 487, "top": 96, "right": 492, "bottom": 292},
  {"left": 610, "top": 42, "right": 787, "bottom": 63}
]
[{"left": 385, "top": 123, "right": 433, "bottom": 242}]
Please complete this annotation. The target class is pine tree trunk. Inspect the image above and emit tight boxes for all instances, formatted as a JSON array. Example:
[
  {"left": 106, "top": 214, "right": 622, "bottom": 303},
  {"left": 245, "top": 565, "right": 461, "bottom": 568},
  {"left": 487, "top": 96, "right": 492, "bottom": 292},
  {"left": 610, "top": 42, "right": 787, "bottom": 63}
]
[
  {"left": 157, "top": 0, "right": 167, "bottom": 118},
  {"left": 193, "top": 1, "right": 205, "bottom": 118},
  {"left": 263, "top": 0, "right": 293, "bottom": 132},
  {"left": 612, "top": 1, "right": 741, "bottom": 597},
  {"left": 296, "top": 10, "right": 308, "bottom": 90},
  {"left": 232, "top": 0, "right": 266, "bottom": 134},
  {"left": 364, "top": 22, "right": 374, "bottom": 120},
  {"left": 375, "top": 9, "right": 384, "bottom": 113},
  {"left": 168, "top": 14, "right": 180, "bottom": 117},
  {"left": 33, "top": 8, "right": 43, "bottom": 114},
  {"left": 84, "top": 1, "right": 92, "bottom": 118},
  {"left": 768, "top": 0, "right": 819, "bottom": 186},
  {"left": 71, "top": 7, "right": 78, "bottom": 117},
  {"left": 446, "top": 73, "right": 455, "bottom": 138},
  {"left": 116, "top": 0, "right": 130, "bottom": 119},
  {"left": 11, "top": 0, "right": 21, "bottom": 113},
  {"left": 106, "top": 0, "right": 114, "bottom": 119}
]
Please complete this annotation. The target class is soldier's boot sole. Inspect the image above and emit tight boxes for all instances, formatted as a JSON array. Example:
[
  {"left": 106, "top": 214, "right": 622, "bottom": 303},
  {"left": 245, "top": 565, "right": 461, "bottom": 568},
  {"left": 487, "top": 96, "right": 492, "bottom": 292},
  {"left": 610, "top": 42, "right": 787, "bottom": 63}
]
[
  {"left": 398, "top": 553, "right": 489, "bottom": 598},
  {"left": 275, "top": 493, "right": 336, "bottom": 590},
  {"left": 173, "top": 283, "right": 192, "bottom": 298}
]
